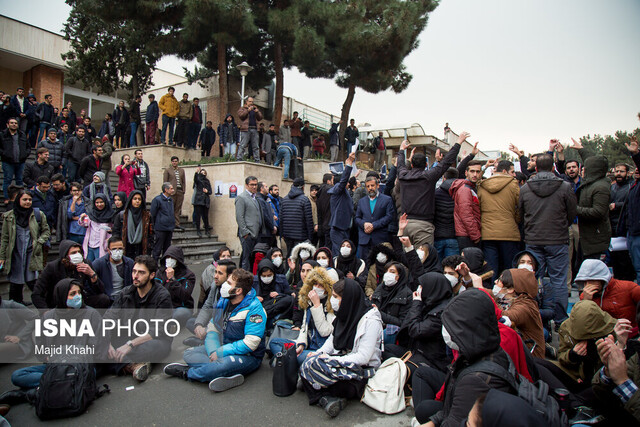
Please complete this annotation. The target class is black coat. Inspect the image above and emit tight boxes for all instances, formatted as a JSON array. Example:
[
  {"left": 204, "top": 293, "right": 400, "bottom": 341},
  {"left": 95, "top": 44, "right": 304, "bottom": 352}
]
[
  {"left": 280, "top": 186, "right": 314, "bottom": 241},
  {"left": 434, "top": 178, "right": 456, "bottom": 240},
  {"left": 79, "top": 154, "right": 104, "bottom": 185},
  {"left": 193, "top": 173, "right": 212, "bottom": 207},
  {"left": 0, "top": 128, "right": 30, "bottom": 164},
  {"left": 23, "top": 161, "right": 55, "bottom": 188},
  {"left": 155, "top": 245, "right": 196, "bottom": 309},
  {"left": 316, "top": 183, "right": 332, "bottom": 234}
]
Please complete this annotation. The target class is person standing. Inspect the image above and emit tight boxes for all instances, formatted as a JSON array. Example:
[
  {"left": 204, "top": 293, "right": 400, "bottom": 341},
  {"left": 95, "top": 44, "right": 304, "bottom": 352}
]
[
  {"left": 192, "top": 167, "right": 212, "bottom": 237},
  {"left": 263, "top": 123, "right": 278, "bottom": 164},
  {"left": 267, "top": 185, "right": 282, "bottom": 233},
  {"left": 38, "top": 128, "right": 65, "bottom": 175},
  {"left": 619, "top": 137, "right": 640, "bottom": 282},
  {"left": 199, "top": 121, "right": 216, "bottom": 157},
  {"left": 354, "top": 176, "right": 394, "bottom": 260},
  {"left": 116, "top": 154, "right": 141, "bottom": 197},
  {"left": 289, "top": 111, "right": 303, "bottom": 153},
  {"left": 99, "top": 135, "right": 114, "bottom": 185},
  {"left": 9, "top": 87, "right": 28, "bottom": 133},
  {"left": 278, "top": 119, "right": 291, "bottom": 144},
  {"left": 316, "top": 173, "right": 334, "bottom": 248},
  {"left": 98, "top": 113, "right": 115, "bottom": 141},
  {"left": 372, "top": 132, "right": 386, "bottom": 171},
  {"left": 145, "top": 94, "right": 159, "bottom": 145},
  {"left": 35, "top": 94, "right": 55, "bottom": 143},
  {"left": 188, "top": 97, "right": 202, "bottom": 150},
  {"left": 112, "top": 101, "right": 129, "bottom": 150},
  {"left": 280, "top": 178, "right": 314, "bottom": 257},
  {"left": 129, "top": 95, "right": 142, "bottom": 148},
  {"left": 23, "top": 147, "right": 54, "bottom": 188},
  {"left": 235, "top": 176, "right": 262, "bottom": 270},
  {"left": 133, "top": 149, "right": 151, "bottom": 199},
  {"left": 78, "top": 145, "right": 104, "bottom": 185},
  {"left": 174, "top": 93, "right": 192, "bottom": 148},
  {"left": 150, "top": 183, "right": 175, "bottom": 260},
  {"left": 344, "top": 119, "right": 359, "bottom": 154},
  {"left": 163, "top": 156, "right": 186, "bottom": 230},
  {"left": 450, "top": 160, "right": 483, "bottom": 250},
  {"left": 236, "top": 97, "right": 263, "bottom": 161},
  {"left": 328, "top": 121, "right": 340, "bottom": 162},
  {"left": 64, "top": 126, "right": 91, "bottom": 183},
  {"left": 159, "top": 87, "right": 179, "bottom": 145},
  {"left": 328, "top": 153, "right": 356, "bottom": 255},
  {"left": 1, "top": 118, "right": 30, "bottom": 203},
  {"left": 301, "top": 120, "right": 313, "bottom": 159},
  {"left": 609, "top": 162, "right": 635, "bottom": 280}
]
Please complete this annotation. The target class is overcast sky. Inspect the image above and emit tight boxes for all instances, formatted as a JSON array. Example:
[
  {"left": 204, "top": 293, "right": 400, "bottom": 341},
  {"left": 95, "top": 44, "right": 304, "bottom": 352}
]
[{"left": 2, "top": 0, "right": 639, "bottom": 152}]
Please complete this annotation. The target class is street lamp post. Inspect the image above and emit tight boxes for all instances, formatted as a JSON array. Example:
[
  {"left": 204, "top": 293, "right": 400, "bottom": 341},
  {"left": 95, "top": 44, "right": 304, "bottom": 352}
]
[{"left": 236, "top": 61, "right": 253, "bottom": 105}]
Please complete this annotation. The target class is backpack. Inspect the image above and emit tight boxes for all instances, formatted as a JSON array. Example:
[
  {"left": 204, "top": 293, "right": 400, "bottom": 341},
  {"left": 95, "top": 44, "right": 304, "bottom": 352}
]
[
  {"left": 361, "top": 357, "right": 407, "bottom": 414},
  {"left": 35, "top": 363, "right": 109, "bottom": 420},
  {"left": 458, "top": 357, "right": 568, "bottom": 427}
]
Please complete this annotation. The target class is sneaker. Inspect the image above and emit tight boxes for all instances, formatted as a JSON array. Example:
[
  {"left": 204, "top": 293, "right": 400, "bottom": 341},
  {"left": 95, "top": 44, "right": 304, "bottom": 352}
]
[
  {"left": 319, "top": 396, "right": 347, "bottom": 418},
  {"left": 569, "top": 406, "right": 605, "bottom": 425},
  {"left": 125, "top": 362, "right": 152, "bottom": 381},
  {"left": 208, "top": 374, "right": 245, "bottom": 392},
  {"left": 545, "top": 343, "right": 558, "bottom": 360},
  {"left": 182, "top": 336, "right": 204, "bottom": 347},
  {"left": 197, "top": 230, "right": 203, "bottom": 238},
  {"left": 163, "top": 363, "right": 190, "bottom": 380},
  {"left": 411, "top": 417, "right": 421, "bottom": 427}
]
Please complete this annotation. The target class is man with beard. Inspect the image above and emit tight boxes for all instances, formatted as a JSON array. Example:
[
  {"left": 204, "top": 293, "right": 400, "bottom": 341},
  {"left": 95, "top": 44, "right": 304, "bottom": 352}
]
[
  {"left": 355, "top": 176, "right": 394, "bottom": 260},
  {"left": 609, "top": 162, "right": 635, "bottom": 279}
]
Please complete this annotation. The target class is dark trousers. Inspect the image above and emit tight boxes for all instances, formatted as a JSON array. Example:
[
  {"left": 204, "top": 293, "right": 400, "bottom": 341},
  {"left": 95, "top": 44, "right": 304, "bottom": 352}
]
[
  {"left": 102, "top": 339, "right": 172, "bottom": 374},
  {"left": 10, "top": 280, "right": 35, "bottom": 304},
  {"left": 412, "top": 364, "right": 447, "bottom": 424},
  {"left": 174, "top": 118, "right": 190, "bottom": 147},
  {"left": 482, "top": 240, "right": 521, "bottom": 282},
  {"left": 188, "top": 123, "right": 201, "bottom": 149},
  {"left": 330, "top": 228, "right": 349, "bottom": 257},
  {"left": 240, "top": 234, "right": 257, "bottom": 271},
  {"left": 456, "top": 236, "right": 478, "bottom": 251},
  {"left": 610, "top": 250, "right": 637, "bottom": 281},
  {"left": 86, "top": 293, "right": 111, "bottom": 309},
  {"left": 302, "top": 376, "right": 367, "bottom": 405},
  {"left": 145, "top": 120, "right": 157, "bottom": 145},
  {"left": 201, "top": 143, "right": 212, "bottom": 157},
  {"left": 193, "top": 205, "right": 210, "bottom": 231},
  {"left": 262, "top": 294, "right": 294, "bottom": 323},
  {"left": 284, "top": 238, "right": 303, "bottom": 258},
  {"left": 154, "top": 230, "right": 173, "bottom": 260}
]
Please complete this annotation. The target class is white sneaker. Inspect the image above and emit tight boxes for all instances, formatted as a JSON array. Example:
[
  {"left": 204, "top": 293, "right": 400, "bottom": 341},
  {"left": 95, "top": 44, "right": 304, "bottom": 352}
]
[{"left": 208, "top": 374, "right": 245, "bottom": 392}]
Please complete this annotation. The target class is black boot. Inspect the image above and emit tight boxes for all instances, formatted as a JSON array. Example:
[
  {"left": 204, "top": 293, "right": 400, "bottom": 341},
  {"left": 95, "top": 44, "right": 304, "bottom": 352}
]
[
  {"left": 0, "top": 389, "right": 28, "bottom": 406},
  {"left": 318, "top": 396, "right": 347, "bottom": 418}
]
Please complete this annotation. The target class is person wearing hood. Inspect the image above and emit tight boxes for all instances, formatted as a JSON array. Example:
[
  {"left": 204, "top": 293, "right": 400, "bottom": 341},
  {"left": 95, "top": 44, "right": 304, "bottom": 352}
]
[
  {"left": 266, "top": 247, "right": 286, "bottom": 275},
  {"left": 371, "top": 261, "right": 413, "bottom": 344},
  {"left": 155, "top": 245, "right": 196, "bottom": 326},
  {"left": 460, "top": 247, "right": 494, "bottom": 289},
  {"left": 450, "top": 160, "right": 483, "bottom": 251},
  {"left": 313, "top": 247, "right": 334, "bottom": 269},
  {"left": 0, "top": 189, "right": 50, "bottom": 303},
  {"left": 280, "top": 178, "right": 314, "bottom": 253},
  {"left": 493, "top": 268, "right": 545, "bottom": 358},
  {"left": 472, "top": 389, "right": 547, "bottom": 427},
  {"left": 363, "top": 242, "right": 398, "bottom": 297},
  {"left": 32, "top": 240, "right": 110, "bottom": 309},
  {"left": 334, "top": 239, "right": 365, "bottom": 280},
  {"left": 299, "top": 278, "right": 383, "bottom": 418},
  {"left": 164, "top": 269, "right": 266, "bottom": 392},
  {"left": 477, "top": 160, "right": 521, "bottom": 282},
  {"left": 80, "top": 193, "right": 114, "bottom": 262},
  {"left": 82, "top": 171, "right": 112, "bottom": 205},
  {"left": 92, "top": 236, "right": 134, "bottom": 301},
  {"left": 577, "top": 259, "right": 640, "bottom": 335},
  {"left": 289, "top": 258, "right": 319, "bottom": 328},
  {"left": 0, "top": 288, "right": 37, "bottom": 362},
  {"left": 518, "top": 153, "right": 577, "bottom": 326},
  {"left": 417, "top": 289, "right": 514, "bottom": 427},
  {"left": 252, "top": 258, "right": 293, "bottom": 325},
  {"left": 112, "top": 190, "right": 153, "bottom": 259},
  {"left": 576, "top": 156, "right": 612, "bottom": 260},
  {"left": 217, "top": 113, "right": 239, "bottom": 157},
  {"left": 286, "top": 241, "right": 316, "bottom": 287},
  {"left": 115, "top": 154, "right": 141, "bottom": 197}
]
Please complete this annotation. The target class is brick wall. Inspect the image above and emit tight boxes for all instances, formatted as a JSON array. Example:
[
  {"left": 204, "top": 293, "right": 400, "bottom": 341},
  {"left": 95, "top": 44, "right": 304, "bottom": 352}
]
[{"left": 23, "top": 65, "right": 64, "bottom": 108}]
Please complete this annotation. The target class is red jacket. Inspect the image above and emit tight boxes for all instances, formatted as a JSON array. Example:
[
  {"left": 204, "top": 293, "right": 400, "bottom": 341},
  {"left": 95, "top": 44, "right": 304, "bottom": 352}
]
[
  {"left": 116, "top": 164, "right": 140, "bottom": 196},
  {"left": 450, "top": 179, "right": 481, "bottom": 241},
  {"left": 580, "top": 278, "right": 640, "bottom": 334},
  {"left": 312, "top": 138, "right": 325, "bottom": 154}
]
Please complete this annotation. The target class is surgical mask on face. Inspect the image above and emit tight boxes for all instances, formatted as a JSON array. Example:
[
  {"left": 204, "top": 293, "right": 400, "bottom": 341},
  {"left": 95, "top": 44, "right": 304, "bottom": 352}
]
[
  {"left": 299, "top": 250, "right": 310, "bottom": 260},
  {"left": 314, "top": 287, "right": 325, "bottom": 299},
  {"left": 376, "top": 253, "right": 388, "bottom": 264},
  {"left": 272, "top": 256, "right": 283, "bottom": 267},
  {"left": 110, "top": 249, "right": 123, "bottom": 262},
  {"left": 66, "top": 294, "right": 82, "bottom": 309},
  {"left": 330, "top": 296, "right": 340, "bottom": 312},
  {"left": 220, "top": 282, "right": 235, "bottom": 298},
  {"left": 261, "top": 275, "right": 274, "bottom": 284},
  {"left": 518, "top": 264, "right": 534, "bottom": 272},
  {"left": 69, "top": 253, "right": 83, "bottom": 265},
  {"left": 444, "top": 273, "right": 458, "bottom": 288},
  {"left": 383, "top": 272, "right": 398, "bottom": 287},
  {"left": 166, "top": 258, "right": 177, "bottom": 269},
  {"left": 317, "top": 258, "right": 329, "bottom": 268},
  {"left": 492, "top": 284, "right": 504, "bottom": 299},
  {"left": 416, "top": 249, "right": 426, "bottom": 260},
  {"left": 441, "top": 325, "right": 459, "bottom": 351},
  {"left": 340, "top": 246, "right": 351, "bottom": 257}
]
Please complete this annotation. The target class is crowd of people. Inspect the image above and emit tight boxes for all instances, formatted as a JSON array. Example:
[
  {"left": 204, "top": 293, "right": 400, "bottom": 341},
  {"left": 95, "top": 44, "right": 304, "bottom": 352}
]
[{"left": 1, "top": 85, "right": 640, "bottom": 425}]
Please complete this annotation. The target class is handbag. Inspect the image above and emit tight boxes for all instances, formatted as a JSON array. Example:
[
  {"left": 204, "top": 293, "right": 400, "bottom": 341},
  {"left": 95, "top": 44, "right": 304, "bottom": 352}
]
[
  {"left": 272, "top": 343, "right": 299, "bottom": 397},
  {"left": 267, "top": 320, "right": 300, "bottom": 350}
]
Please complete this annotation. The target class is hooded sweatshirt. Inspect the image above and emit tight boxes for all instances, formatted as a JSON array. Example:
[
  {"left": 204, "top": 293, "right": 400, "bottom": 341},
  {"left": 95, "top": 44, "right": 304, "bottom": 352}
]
[
  {"left": 155, "top": 245, "right": 196, "bottom": 309},
  {"left": 576, "top": 156, "right": 612, "bottom": 256},
  {"left": 252, "top": 258, "right": 291, "bottom": 298},
  {"left": 461, "top": 247, "right": 494, "bottom": 289}
]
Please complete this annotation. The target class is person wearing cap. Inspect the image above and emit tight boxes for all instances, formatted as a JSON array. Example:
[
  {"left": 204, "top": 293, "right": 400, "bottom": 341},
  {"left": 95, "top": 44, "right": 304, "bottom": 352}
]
[
  {"left": 37, "top": 127, "right": 65, "bottom": 173},
  {"left": 280, "top": 178, "right": 314, "bottom": 257}
]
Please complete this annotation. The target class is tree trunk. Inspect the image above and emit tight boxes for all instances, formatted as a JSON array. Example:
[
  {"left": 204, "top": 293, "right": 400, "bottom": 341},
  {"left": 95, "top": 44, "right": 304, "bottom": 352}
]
[
  {"left": 217, "top": 41, "right": 228, "bottom": 124},
  {"left": 130, "top": 74, "right": 139, "bottom": 102},
  {"left": 338, "top": 83, "right": 356, "bottom": 159},
  {"left": 273, "top": 41, "right": 284, "bottom": 132}
]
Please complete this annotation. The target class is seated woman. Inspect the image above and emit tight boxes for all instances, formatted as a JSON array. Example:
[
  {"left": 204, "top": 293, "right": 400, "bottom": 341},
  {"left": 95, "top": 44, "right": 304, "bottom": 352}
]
[
  {"left": 371, "top": 261, "right": 413, "bottom": 345},
  {"left": 155, "top": 245, "right": 196, "bottom": 327},
  {"left": 112, "top": 190, "right": 153, "bottom": 259},
  {"left": 269, "top": 267, "right": 336, "bottom": 364},
  {"left": 313, "top": 247, "right": 334, "bottom": 269},
  {"left": 0, "top": 293, "right": 37, "bottom": 361},
  {"left": 286, "top": 241, "right": 316, "bottom": 286},
  {"left": 111, "top": 191, "right": 126, "bottom": 223},
  {"left": 493, "top": 268, "right": 545, "bottom": 359},
  {"left": 363, "top": 242, "right": 398, "bottom": 298},
  {"left": 253, "top": 259, "right": 293, "bottom": 327},
  {"left": 461, "top": 247, "right": 494, "bottom": 289},
  {"left": 79, "top": 193, "right": 113, "bottom": 262},
  {"left": 333, "top": 239, "right": 365, "bottom": 280},
  {"left": 266, "top": 247, "right": 286, "bottom": 275},
  {"left": 291, "top": 260, "right": 319, "bottom": 329},
  {"left": 299, "top": 278, "right": 383, "bottom": 418}
]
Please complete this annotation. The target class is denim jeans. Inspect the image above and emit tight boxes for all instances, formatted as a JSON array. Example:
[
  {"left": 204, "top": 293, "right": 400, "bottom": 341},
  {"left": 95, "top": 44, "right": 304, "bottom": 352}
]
[
  {"left": 268, "top": 337, "right": 311, "bottom": 366},
  {"left": 628, "top": 234, "right": 640, "bottom": 283},
  {"left": 37, "top": 122, "right": 51, "bottom": 145},
  {"left": 526, "top": 244, "right": 569, "bottom": 323},
  {"left": 129, "top": 122, "right": 138, "bottom": 147},
  {"left": 482, "top": 240, "right": 521, "bottom": 282},
  {"left": 173, "top": 307, "right": 193, "bottom": 327},
  {"left": 87, "top": 247, "right": 100, "bottom": 262},
  {"left": 330, "top": 228, "right": 350, "bottom": 258},
  {"left": 161, "top": 115, "right": 175, "bottom": 144},
  {"left": 184, "top": 345, "right": 262, "bottom": 383},
  {"left": 2, "top": 162, "right": 25, "bottom": 199},
  {"left": 434, "top": 238, "right": 460, "bottom": 261},
  {"left": 67, "top": 160, "right": 80, "bottom": 183},
  {"left": 12, "top": 364, "right": 46, "bottom": 389},
  {"left": 237, "top": 129, "right": 260, "bottom": 161},
  {"left": 274, "top": 148, "right": 291, "bottom": 179},
  {"left": 224, "top": 143, "right": 237, "bottom": 158}
]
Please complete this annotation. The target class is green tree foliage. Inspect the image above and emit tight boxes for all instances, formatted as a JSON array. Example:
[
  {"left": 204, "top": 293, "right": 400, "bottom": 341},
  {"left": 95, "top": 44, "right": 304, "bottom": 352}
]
[{"left": 565, "top": 128, "right": 640, "bottom": 168}]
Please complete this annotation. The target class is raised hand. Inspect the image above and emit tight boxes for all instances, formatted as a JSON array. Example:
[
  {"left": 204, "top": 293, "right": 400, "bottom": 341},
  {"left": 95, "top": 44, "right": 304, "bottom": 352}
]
[
  {"left": 457, "top": 131, "right": 470, "bottom": 145},
  {"left": 614, "top": 318, "right": 633, "bottom": 349},
  {"left": 398, "top": 213, "right": 408, "bottom": 233},
  {"left": 625, "top": 136, "right": 639, "bottom": 155},
  {"left": 471, "top": 142, "right": 479, "bottom": 156},
  {"left": 570, "top": 138, "right": 583, "bottom": 150},
  {"left": 508, "top": 143, "right": 522, "bottom": 157},
  {"left": 400, "top": 139, "right": 410, "bottom": 151},
  {"left": 346, "top": 152, "right": 356, "bottom": 166},
  {"left": 399, "top": 236, "right": 412, "bottom": 248}
]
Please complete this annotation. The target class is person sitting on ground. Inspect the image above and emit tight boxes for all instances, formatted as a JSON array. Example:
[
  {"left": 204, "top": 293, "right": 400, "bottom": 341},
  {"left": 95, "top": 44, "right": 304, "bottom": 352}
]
[
  {"left": 163, "top": 269, "right": 266, "bottom": 392},
  {"left": 371, "top": 260, "right": 413, "bottom": 344},
  {"left": 155, "top": 245, "right": 196, "bottom": 327},
  {"left": 285, "top": 241, "right": 316, "bottom": 286},
  {"left": 313, "top": 247, "right": 334, "bottom": 269},
  {"left": 32, "top": 240, "right": 110, "bottom": 309},
  {"left": 266, "top": 247, "right": 286, "bottom": 275},
  {"left": 253, "top": 258, "right": 293, "bottom": 327},
  {"left": 91, "top": 236, "right": 134, "bottom": 302},
  {"left": 461, "top": 246, "right": 494, "bottom": 289},
  {"left": 112, "top": 190, "right": 153, "bottom": 259},
  {"left": 214, "top": 246, "right": 232, "bottom": 262},
  {"left": 79, "top": 193, "right": 113, "bottom": 262},
  {"left": 290, "top": 259, "right": 320, "bottom": 329},
  {"left": 441, "top": 254, "right": 467, "bottom": 295},
  {"left": 0, "top": 292, "right": 37, "bottom": 362},
  {"left": 299, "top": 278, "right": 383, "bottom": 418},
  {"left": 363, "top": 242, "right": 398, "bottom": 297},
  {"left": 333, "top": 239, "right": 365, "bottom": 280},
  {"left": 492, "top": 268, "right": 545, "bottom": 359}
]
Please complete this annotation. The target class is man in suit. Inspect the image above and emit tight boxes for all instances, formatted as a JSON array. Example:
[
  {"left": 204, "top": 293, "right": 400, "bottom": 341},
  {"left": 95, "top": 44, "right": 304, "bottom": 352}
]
[
  {"left": 355, "top": 175, "right": 395, "bottom": 260},
  {"left": 235, "top": 176, "right": 262, "bottom": 270}
]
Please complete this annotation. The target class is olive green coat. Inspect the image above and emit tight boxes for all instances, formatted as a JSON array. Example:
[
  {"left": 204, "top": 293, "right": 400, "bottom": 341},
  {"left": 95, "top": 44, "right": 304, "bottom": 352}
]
[
  {"left": 0, "top": 209, "right": 51, "bottom": 273},
  {"left": 576, "top": 156, "right": 612, "bottom": 256},
  {"left": 592, "top": 353, "right": 640, "bottom": 423}
]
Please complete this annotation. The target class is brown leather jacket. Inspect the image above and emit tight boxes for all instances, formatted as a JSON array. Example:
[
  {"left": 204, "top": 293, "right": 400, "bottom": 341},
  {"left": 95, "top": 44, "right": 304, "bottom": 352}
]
[{"left": 237, "top": 106, "right": 263, "bottom": 131}]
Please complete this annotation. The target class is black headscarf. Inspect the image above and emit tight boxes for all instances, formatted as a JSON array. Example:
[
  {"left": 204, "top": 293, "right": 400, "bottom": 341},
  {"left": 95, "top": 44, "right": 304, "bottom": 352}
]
[
  {"left": 266, "top": 247, "right": 286, "bottom": 275},
  {"left": 53, "top": 278, "right": 85, "bottom": 309},
  {"left": 87, "top": 193, "right": 114, "bottom": 223},
  {"left": 13, "top": 193, "right": 33, "bottom": 228},
  {"left": 332, "top": 278, "right": 372, "bottom": 352},
  {"left": 419, "top": 244, "right": 442, "bottom": 273},
  {"left": 377, "top": 263, "right": 408, "bottom": 312},
  {"left": 257, "top": 258, "right": 277, "bottom": 295},
  {"left": 314, "top": 247, "right": 334, "bottom": 268},
  {"left": 417, "top": 272, "right": 452, "bottom": 310},
  {"left": 125, "top": 190, "right": 145, "bottom": 227},
  {"left": 335, "top": 239, "right": 361, "bottom": 276}
]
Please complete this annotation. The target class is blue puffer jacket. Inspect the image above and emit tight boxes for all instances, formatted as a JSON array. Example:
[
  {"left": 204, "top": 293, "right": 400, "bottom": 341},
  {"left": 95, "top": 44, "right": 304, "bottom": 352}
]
[
  {"left": 204, "top": 288, "right": 267, "bottom": 359},
  {"left": 280, "top": 186, "right": 314, "bottom": 241}
]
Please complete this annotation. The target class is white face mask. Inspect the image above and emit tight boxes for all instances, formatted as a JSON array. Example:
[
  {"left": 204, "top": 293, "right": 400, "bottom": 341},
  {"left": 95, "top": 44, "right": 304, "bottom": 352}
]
[
  {"left": 376, "top": 253, "right": 388, "bottom": 264},
  {"left": 330, "top": 296, "right": 340, "bottom": 312},
  {"left": 69, "top": 253, "right": 83, "bottom": 265},
  {"left": 518, "top": 263, "right": 534, "bottom": 272},
  {"left": 166, "top": 258, "right": 177, "bottom": 269},
  {"left": 416, "top": 249, "right": 426, "bottom": 261},
  {"left": 444, "top": 273, "right": 458, "bottom": 288},
  {"left": 272, "top": 256, "right": 283, "bottom": 267},
  {"left": 299, "top": 250, "right": 310, "bottom": 260},
  {"left": 383, "top": 271, "right": 398, "bottom": 287},
  {"left": 261, "top": 275, "right": 274, "bottom": 284},
  {"left": 492, "top": 284, "right": 504, "bottom": 299},
  {"left": 317, "top": 258, "right": 329, "bottom": 268},
  {"left": 441, "top": 325, "right": 459, "bottom": 351},
  {"left": 314, "top": 287, "right": 325, "bottom": 299},
  {"left": 220, "top": 282, "right": 234, "bottom": 298},
  {"left": 340, "top": 246, "right": 351, "bottom": 257},
  {"left": 110, "top": 249, "right": 123, "bottom": 262}
]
